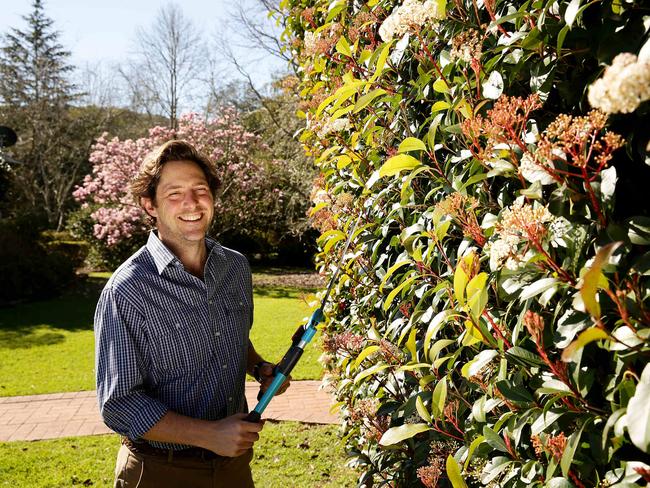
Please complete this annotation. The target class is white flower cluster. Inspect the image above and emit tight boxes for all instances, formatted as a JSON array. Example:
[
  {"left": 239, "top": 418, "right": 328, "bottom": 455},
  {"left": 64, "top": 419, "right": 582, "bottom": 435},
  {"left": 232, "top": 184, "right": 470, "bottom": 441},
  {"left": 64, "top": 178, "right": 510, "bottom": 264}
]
[
  {"left": 378, "top": 0, "right": 445, "bottom": 42},
  {"left": 489, "top": 234, "right": 520, "bottom": 271},
  {"left": 588, "top": 53, "right": 650, "bottom": 114},
  {"left": 303, "top": 31, "right": 318, "bottom": 57},
  {"left": 519, "top": 152, "right": 555, "bottom": 186},
  {"left": 317, "top": 117, "right": 351, "bottom": 138},
  {"left": 488, "top": 198, "right": 555, "bottom": 270}
]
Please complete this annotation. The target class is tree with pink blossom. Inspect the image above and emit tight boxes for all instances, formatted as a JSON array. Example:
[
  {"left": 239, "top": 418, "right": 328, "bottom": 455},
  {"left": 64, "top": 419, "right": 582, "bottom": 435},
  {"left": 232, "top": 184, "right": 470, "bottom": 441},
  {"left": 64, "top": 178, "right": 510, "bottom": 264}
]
[{"left": 74, "top": 108, "right": 296, "bottom": 252}]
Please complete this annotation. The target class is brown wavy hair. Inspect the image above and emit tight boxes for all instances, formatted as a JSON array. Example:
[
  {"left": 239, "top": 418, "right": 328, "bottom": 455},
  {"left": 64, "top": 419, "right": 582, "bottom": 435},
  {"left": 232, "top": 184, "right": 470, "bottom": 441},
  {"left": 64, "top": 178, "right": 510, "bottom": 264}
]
[{"left": 130, "top": 140, "right": 221, "bottom": 206}]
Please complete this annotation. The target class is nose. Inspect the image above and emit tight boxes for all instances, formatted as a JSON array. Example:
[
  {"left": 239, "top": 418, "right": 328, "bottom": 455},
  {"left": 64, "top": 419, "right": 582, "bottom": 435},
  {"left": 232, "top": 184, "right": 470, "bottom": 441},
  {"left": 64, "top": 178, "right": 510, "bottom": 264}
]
[{"left": 181, "top": 190, "right": 199, "bottom": 207}]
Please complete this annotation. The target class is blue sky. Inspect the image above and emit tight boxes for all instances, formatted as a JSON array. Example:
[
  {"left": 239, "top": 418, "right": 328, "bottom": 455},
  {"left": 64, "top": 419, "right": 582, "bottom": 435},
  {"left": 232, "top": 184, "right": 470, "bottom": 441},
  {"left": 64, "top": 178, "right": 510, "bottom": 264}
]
[{"left": 0, "top": 0, "right": 286, "bottom": 86}]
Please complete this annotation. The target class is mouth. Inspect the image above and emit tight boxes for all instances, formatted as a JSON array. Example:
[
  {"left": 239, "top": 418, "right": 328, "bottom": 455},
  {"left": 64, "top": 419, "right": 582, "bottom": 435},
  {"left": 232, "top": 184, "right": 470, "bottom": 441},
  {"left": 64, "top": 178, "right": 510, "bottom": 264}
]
[{"left": 178, "top": 213, "right": 203, "bottom": 222}]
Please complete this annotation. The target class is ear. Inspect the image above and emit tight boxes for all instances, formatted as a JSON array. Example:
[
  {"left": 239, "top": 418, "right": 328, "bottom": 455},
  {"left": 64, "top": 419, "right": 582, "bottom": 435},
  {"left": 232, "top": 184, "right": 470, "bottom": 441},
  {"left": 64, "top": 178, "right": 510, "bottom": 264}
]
[{"left": 141, "top": 197, "right": 158, "bottom": 219}]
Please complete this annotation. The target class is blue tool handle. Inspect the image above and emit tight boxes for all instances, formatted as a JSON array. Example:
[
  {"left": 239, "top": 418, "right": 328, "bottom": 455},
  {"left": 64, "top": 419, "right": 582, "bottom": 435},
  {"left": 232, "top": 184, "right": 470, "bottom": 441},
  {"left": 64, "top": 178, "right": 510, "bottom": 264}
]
[{"left": 244, "top": 308, "right": 324, "bottom": 423}]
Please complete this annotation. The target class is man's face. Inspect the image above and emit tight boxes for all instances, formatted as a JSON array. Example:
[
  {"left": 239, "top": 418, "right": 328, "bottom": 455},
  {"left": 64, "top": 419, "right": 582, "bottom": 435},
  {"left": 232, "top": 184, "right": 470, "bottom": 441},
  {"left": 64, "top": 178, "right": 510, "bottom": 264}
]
[{"left": 141, "top": 159, "right": 214, "bottom": 248}]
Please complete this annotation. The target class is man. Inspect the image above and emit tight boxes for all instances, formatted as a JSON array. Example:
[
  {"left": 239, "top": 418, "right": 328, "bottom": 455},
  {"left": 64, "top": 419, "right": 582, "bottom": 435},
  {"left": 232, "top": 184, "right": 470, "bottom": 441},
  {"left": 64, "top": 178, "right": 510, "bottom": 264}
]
[{"left": 94, "top": 140, "right": 288, "bottom": 487}]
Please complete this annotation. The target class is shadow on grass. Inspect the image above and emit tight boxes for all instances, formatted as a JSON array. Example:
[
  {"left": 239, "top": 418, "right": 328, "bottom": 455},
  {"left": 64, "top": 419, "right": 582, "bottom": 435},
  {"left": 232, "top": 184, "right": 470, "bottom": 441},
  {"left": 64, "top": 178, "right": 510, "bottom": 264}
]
[
  {"left": 0, "top": 277, "right": 106, "bottom": 350},
  {"left": 253, "top": 286, "right": 317, "bottom": 299}
]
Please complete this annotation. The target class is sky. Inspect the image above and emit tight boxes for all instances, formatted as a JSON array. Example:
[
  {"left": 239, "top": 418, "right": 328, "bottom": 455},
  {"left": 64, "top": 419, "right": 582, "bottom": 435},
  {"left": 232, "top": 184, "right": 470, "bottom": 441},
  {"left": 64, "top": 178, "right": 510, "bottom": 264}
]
[{"left": 0, "top": 0, "right": 287, "bottom": 87}]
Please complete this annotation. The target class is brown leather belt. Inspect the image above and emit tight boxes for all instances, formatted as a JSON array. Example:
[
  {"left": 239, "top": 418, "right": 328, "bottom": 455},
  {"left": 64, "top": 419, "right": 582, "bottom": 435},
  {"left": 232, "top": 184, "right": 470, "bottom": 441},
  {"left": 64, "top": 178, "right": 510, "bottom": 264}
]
[{"left": 121, "top": 436, "right": 222, "bottom": 462}]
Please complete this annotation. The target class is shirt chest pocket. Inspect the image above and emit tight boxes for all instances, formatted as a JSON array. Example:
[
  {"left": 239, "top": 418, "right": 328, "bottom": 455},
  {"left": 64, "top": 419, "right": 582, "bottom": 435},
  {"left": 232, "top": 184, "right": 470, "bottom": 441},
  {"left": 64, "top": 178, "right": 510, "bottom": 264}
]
[
  {"left": 223, "top": 293, "right": 251, "bottom": 345},
  {"left": 147, "top": 311, "right": 212, "bottom": 373}
]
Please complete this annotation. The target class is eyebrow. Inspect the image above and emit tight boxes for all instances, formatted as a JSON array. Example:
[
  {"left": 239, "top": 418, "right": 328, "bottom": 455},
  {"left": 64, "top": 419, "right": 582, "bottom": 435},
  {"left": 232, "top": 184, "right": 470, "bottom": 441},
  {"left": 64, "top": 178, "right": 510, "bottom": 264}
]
[{"left": 160, "top": 181, "right": 209, "bottom": 192}]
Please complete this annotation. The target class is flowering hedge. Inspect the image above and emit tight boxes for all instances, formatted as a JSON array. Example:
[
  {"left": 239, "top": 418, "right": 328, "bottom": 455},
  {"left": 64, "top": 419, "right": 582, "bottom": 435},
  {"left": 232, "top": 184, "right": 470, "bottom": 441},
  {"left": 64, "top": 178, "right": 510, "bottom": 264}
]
[{"left": 282, "top": 0, "right": 650, "bottom": 486}]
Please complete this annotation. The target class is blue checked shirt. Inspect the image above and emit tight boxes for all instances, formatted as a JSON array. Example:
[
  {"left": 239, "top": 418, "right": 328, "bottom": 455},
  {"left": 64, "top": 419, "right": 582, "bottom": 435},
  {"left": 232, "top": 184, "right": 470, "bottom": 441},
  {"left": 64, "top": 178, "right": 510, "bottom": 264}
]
[{"left": 94, "top": 231, "right": 253, "bottom": 449}]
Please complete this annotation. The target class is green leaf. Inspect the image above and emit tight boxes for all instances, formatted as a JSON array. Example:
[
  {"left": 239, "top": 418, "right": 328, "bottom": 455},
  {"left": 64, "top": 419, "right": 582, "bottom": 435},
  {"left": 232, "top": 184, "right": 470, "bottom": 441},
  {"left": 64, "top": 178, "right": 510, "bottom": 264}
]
[
  {"left": 466, "top": 272, "right": 489, "bottom": 320},
  {"left": 369, "top": 42, "right": 393, "bottom": 83},
  {"left": 446, "top": 455, "right": 468, "bottom": 488},
  {"left": 379, "top": 423, "right": 431, "bottom": 446},
  {"left": 335, "top": 36, "right": 352, "bottom": 57},
  {"left": 531, "top": 410, "right": 563, "bottom": 435},
  {"left": 426, "top": 113, "right": 445, "bottom": 150},
  {"left": 453, "top": 264, "right": 469, "bottom": 305},
  {"left": 424, "top": 310, "right": 453, "bottom": 357},
  {"left": 496, "top": 380, "right": 535, "bottom": 404},
  {"left": 628, "top": 216, "right": 650, "bottom": 245},
  {"left": 564, "top": 0, "right": 581, "bottom": 27},
  {"left": 379, "top": 260, "right": 412, "bottom": 292},
  {"left": 431, "top": 377, "right": 448, "bottom": 419},
  {"left": 428, "top": 338, "right": 454, "bottom": 362},
  {"left": 545, "top": 479, "right": 574, "bottom": 488},
  {"left": 557, "top": 24, "right": 570, "bottom": 52},
  {"left": 560, "top": 420, "right": 590, "bottom": 477},
  {"left": 505, "top": 346, "right": 546, "bottom": 368},
  {"left": 433, "top": 78, "right": 448, "bottom": 93},
  {"left": 580, "top": 241, "right": 621, "bottom": 319},
  {"left": 353, "top": 345, "right": 381, "bottom": 369},
  {"left": 432, "top": 100, "right": 451, "bottom": 113},
  {"left": 406, "top": 327, "right": 417, "bottom": 360},
  {"left": 561, "top": 327, "right": 609, "bottom": 362},
  {"left": 462, "top": 349, "right": 498, "bottom": 379},
  {"left": 383, "top": 275, "right": 417, "bottom": 311},
  {"left": 323, "top": 232, "right": 346, "bottom": 253},
  {"left": 483, "top": 426, "right": 509, "bottom": 452},
  {"left": 354, "top": 364, "right": 390, "bottom": 383},
  {"left": 398, "top": 137, "right": 427, "bottom": 153},
  {"left": 464, "top": 435, "right": 485, "bottom": 469},
  {"left": 353, "top": 88, "right": 386, "bottom": 113},
  {"left": 379, "top": 154, "right": 422, "bottom": 177},
  {"left": 627, "top": 363, "right": 650, "bottom": 453},
  {"left": 416, "top": 395, "right": 432, "bottom": 423},
  {"left": 519, "top": 278, "right": 558, "bottom": 301}
]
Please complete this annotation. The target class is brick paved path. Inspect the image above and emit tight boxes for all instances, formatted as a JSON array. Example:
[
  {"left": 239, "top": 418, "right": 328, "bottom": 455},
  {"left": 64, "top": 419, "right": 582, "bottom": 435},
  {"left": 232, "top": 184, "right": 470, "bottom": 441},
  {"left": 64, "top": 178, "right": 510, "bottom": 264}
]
[{"left": 0, "top": 381, "right": 338, "bottom": 442}]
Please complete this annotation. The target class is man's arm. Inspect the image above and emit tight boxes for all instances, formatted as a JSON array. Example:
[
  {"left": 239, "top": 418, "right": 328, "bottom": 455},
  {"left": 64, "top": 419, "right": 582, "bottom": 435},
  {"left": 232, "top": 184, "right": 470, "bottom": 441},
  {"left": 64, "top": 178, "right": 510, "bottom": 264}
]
[{"left": 142, "top": 411, "right": 262, "bottom": 457}]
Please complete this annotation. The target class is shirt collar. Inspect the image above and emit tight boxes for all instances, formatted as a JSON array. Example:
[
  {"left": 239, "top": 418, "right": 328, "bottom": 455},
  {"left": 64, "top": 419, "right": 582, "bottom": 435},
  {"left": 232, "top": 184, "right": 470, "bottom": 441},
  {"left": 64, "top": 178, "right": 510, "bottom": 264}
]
[{"left": 146, "top": 230, "right": 228, "bottom": 276}]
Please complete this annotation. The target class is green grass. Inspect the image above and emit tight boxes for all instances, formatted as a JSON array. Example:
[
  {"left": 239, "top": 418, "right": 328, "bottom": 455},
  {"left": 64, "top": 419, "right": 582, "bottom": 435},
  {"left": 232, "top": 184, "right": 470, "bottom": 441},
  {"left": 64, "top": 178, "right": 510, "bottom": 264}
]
[
  {"left": 0, "top": 422, "right": 356, "bottom": 487},
  {"left": 0, "top": 278, "right": 323, "bottom": 396}
]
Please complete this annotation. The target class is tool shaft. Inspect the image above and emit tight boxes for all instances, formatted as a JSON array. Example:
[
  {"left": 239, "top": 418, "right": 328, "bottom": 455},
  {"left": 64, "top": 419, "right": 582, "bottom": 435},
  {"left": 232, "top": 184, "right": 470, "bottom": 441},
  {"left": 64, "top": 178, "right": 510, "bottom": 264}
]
[{"left": 244, "top": 213, "right": 363, "bottom": 423}]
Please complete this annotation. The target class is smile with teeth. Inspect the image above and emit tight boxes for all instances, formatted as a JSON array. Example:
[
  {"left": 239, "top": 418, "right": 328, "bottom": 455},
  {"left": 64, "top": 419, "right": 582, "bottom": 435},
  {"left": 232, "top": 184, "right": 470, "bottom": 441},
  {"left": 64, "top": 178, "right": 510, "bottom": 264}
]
[{"left": 179, "top": 213, "right": 202, "bottom": 222}]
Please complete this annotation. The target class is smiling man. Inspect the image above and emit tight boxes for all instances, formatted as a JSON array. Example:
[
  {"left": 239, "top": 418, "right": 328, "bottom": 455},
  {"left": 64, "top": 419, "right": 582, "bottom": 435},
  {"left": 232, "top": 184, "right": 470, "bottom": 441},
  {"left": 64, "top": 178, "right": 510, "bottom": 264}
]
[{"left": 94, "top": 140, "right": 286, "bottom": 487}]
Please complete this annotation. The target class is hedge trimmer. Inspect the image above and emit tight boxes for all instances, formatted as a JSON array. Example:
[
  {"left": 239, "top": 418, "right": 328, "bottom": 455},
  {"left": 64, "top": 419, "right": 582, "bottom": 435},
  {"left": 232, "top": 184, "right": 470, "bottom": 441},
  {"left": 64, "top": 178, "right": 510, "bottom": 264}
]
[{"left": 246, "top": 214, "right": 363, "bottom": 423}]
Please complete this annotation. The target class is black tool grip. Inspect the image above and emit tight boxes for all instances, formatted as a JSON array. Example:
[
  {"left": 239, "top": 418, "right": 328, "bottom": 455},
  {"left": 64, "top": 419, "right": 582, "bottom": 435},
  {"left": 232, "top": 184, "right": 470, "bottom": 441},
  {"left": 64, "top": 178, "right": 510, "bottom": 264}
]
[
  {"left": 277, "top": 345, "right": 304, "bottom": 377},
  {"left": 244, "top": 411, "right": 261, "bottom": 423}
]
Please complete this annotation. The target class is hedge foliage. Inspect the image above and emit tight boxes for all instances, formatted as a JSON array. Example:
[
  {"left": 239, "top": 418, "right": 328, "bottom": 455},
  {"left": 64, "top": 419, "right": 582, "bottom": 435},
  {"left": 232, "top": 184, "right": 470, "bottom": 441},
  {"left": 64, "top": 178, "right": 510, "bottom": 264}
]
[{"left": 281, "top": 0, "right": 650, "bottom": 486}]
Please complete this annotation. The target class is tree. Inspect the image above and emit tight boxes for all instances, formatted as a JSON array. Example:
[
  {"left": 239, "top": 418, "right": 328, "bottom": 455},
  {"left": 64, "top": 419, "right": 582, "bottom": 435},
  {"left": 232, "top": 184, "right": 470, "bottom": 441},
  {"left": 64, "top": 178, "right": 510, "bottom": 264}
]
[
  {"left": 73, "top": 108, "right": 299, "bottom": 250},
  {"left": 0, "top": 0, "right": 86, "bottom": 229},
  {"left": 120, "top": 3, "right": 206, "bottom": 129}
]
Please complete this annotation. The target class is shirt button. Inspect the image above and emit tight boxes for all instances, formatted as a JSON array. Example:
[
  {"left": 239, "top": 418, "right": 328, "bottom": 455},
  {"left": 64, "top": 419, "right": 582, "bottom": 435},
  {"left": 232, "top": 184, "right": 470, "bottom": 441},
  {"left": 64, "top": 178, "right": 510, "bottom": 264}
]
[
  {"left": 215, "top": 331, "right": 221, "bottom": 337},
  {"left": 208, "top": 300, "right": 214, "bottom": 305},
  {"left": 239, "top": 301, "right": 243, "bottom": 306},
  {"left": 222, "top": 364, "right": 227, "bottom": 369},
  {"left": 228, "top": 397, "right": 233, "bottom": 402}
]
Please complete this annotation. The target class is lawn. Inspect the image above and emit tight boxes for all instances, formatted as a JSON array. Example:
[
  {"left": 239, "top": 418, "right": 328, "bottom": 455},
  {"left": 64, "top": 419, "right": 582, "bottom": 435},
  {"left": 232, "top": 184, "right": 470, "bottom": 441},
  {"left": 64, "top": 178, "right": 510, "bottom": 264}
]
[
  {"left": 0, "top": 421, "right": 356, "bottom": 487},
  {"left": 0, "top": 275, "right": 323, "bottom": 397}
]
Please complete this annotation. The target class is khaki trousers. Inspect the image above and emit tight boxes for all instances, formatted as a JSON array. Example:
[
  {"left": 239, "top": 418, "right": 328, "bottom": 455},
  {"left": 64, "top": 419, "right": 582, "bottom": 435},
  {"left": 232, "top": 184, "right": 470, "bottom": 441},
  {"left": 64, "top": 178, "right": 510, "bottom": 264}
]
[{"left": 114, "top": 444, "right": 255, "bottom": 488}]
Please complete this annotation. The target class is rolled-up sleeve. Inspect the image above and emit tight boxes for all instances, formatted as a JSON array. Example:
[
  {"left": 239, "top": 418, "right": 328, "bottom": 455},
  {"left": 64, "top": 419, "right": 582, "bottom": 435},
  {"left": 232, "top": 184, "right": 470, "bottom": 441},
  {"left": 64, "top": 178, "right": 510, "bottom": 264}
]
[{"left": 94, "top": 285, "right": 168, "bottom": 440}]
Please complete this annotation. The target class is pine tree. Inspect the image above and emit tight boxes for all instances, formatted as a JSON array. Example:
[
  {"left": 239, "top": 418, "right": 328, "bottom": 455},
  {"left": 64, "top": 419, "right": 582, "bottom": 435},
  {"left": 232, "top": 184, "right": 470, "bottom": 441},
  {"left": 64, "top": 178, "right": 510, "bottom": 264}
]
[{"left": 0, "top": 0, "right": 84, "bottom": 229}]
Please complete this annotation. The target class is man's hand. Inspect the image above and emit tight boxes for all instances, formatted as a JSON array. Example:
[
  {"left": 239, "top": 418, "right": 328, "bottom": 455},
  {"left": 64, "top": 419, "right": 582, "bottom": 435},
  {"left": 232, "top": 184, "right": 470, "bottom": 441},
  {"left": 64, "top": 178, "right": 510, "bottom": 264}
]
[
  {"left": 258, "top": 363, "right": 291, "bottom": 396},
  {"left": 204, "top": 413, "right": 264, "bottom": 457}
]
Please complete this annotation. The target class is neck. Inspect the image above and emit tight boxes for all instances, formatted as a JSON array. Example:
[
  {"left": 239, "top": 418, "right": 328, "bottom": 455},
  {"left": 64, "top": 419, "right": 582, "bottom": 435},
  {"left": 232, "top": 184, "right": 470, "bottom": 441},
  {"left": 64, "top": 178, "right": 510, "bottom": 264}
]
[{"left": 159, "top": 234, "right": 207, "bottom": 278}]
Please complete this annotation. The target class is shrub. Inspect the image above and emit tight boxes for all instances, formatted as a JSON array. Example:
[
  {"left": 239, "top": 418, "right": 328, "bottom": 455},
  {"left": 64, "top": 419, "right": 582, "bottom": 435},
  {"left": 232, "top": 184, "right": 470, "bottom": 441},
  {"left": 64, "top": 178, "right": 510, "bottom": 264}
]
[
  {"left": 0, "top": 217, "right": 76, "bottom": 303},
  {"left": 282, "top": 0, "right": 650, "bottom": 486}
]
